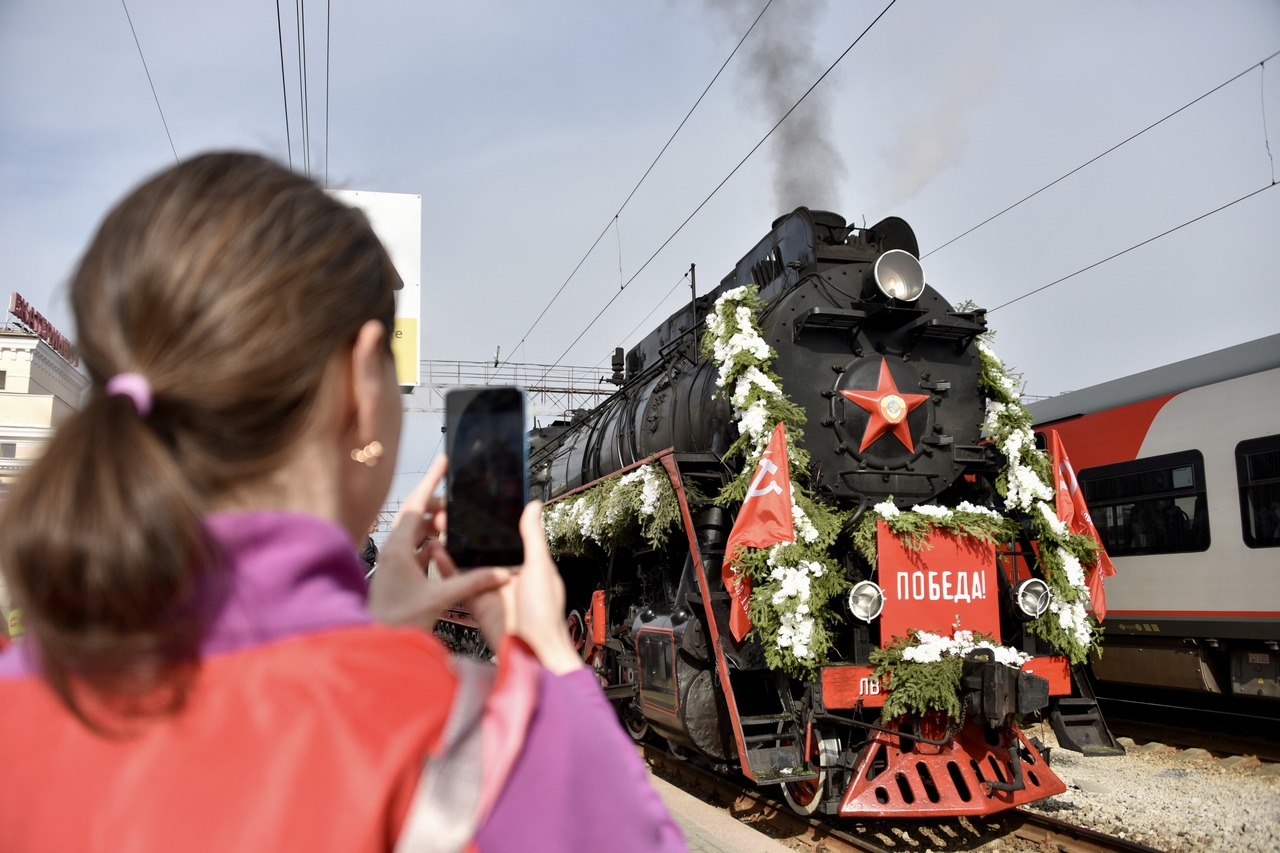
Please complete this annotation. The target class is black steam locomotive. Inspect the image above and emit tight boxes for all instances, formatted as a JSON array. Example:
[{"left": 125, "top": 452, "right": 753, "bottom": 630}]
[{"left": 451, "top": 209, "right": 1114, "bottom": 818}]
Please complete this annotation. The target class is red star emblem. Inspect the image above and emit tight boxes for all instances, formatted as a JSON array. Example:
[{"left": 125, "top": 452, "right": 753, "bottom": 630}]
[{"left": 840, "top": 358, "right": 930, "bottom": 452}]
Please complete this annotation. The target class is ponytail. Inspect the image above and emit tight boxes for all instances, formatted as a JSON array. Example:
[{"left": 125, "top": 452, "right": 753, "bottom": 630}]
[
  {"left": 0, "top": 152, "right": 398, "bottom": 728},
  {"left": 0, "top": 390, "right": 210, "bottom": 726}
]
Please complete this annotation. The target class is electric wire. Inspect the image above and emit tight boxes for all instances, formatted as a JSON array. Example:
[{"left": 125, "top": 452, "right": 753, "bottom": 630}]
[
  {"left": 491, "top": 0, "right": 775, "bottom": 379},
  {"left": 540, "top": 0, "right": 897, "bottom": 378},
  {"left": 295, "top": 0, "right": 309, "bottom": 176},
  {"left": 275, "top": 0, "right": 293, "bottom": 169},
  {"left": 1263, "top": 60, "right": 1276, "bottom": 186},
  {"left": 120, "top": 0, "right": 178, "bottom": 164},
  {"left": 989, "top": 181, "right": 1279, "bottom": 313},
  {"left": 923, "top": 47, "right": 1280, "bottom": 260},
  {"left": 593, "top": 272, "right": 691, "bottom": 369},
  {"left": 326, "top": 0, "right": 332, "bottom": 186}
]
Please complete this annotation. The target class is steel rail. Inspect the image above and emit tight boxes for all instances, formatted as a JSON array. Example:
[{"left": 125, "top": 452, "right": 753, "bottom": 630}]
[{"left": 641, "top": 743, "right": 1162, "bottom": 853}]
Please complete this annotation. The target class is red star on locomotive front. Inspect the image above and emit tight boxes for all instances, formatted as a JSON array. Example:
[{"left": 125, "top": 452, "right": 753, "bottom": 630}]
[{"left": 840, "top": 357, "right": 931, "bottom": 452}]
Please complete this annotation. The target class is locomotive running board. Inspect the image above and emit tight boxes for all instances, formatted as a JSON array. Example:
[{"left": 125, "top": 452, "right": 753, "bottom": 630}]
[{"left": 659, "top": 452, "right": 815, "bottom": 786}]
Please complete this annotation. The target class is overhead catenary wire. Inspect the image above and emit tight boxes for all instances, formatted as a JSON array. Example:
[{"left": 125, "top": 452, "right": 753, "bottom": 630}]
[
  {"left": 491, "top": 0, "right": 775, "bottom": 379},
  {"left": 922, "top": 47, "right": 1280, "bottom": 260},
  {"left": 1262, "top": 60, "right": 1275, "bottom": 186},
  {"left": 297, "top": 0, "right": 312, "bottom": 177},
  {"left": 989, "top": 181, "right": 1279, "bottom": 313},
  {"left": 540, "top": 0, "right": 898, "bottom": 378},
  {"left": 326, "top": 0, "right": 332, "bottom": 186},
  {"left": 593, "top": 271, "right": 691, "bottom": 369},
  {"left": 274, "top": 0, "right": 293, "bottom": 169},
  {"left": 119, "top": 0, "right": 178, "bottom": 164}
]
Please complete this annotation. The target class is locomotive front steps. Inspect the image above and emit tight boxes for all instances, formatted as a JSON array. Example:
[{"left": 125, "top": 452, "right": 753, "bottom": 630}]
[{"left": 1048, "top": 666, "right": 1124, "bottom": 757}]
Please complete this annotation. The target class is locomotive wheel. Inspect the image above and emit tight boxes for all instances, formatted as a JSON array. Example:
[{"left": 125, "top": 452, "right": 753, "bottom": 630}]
[
  {"left": 566, "top": 610, "right": 586, "bottom": 653},
  {"left": 782, "top": 729, "right": 839, "bottom": 817},
  {"left": 623, "top": 713, "right": 650, "bottom": 742}
]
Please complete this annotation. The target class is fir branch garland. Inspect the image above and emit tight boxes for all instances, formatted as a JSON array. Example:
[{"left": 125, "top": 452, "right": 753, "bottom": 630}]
[
  {"left": 976, "top": 339, "right": 1103, "bottom": 663},
  {"left": 703, "top": 285, "right": 849, "bottom": 678},
  {"left": 851, "top": 498, "right": 1019, "bottom": 563},
  {"left": 543, "top": 462, "right": 683, "bottom": 555},
  {"left": 871, "top": 629, "right": 1029, "bottom": 721}
]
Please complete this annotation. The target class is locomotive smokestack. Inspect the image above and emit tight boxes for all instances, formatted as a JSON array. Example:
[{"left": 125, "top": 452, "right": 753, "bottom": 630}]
[{"left": 705, "top": 0, "right": 846, "bottom": 212}]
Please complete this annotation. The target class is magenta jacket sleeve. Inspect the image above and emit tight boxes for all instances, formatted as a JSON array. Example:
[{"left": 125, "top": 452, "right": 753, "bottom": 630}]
[{"left": 474, "top": 666, "right": 688, "bottom": 853}]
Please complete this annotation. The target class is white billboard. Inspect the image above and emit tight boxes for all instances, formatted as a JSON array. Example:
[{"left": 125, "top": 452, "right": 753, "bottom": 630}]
[{"left": 328, "top": 189, "right": 422, "bottom": 387}]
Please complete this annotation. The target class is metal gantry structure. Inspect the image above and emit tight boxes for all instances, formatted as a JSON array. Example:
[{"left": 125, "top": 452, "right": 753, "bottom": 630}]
[{"left": 404, "top": 360, "right": 618, "bottom": 418}]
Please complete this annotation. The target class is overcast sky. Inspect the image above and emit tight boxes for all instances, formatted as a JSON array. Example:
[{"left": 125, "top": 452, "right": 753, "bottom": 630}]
[{"left": 2, "top": 0, "right": 1278, "bottom": 507}]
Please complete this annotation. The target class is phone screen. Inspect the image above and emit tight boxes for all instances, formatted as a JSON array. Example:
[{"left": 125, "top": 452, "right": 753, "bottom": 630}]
[{"left": 445, "top": 387, "right": 528, "bottom": 568}]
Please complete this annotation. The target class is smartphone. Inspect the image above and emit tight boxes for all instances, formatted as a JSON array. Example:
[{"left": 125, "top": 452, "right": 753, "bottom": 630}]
[{"left": 444, "top": 387, "right": 528, "bottom": 568}]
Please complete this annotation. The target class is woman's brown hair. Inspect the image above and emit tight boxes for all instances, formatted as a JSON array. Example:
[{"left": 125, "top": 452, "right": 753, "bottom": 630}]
[{"left": 0, "top": 153, "right": 399, "bottom": 724}]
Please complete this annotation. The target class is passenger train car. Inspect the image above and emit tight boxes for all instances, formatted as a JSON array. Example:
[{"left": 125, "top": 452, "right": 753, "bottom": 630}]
[{"left": 1028, "top": 334, "right": 1280, "bottom": 716}]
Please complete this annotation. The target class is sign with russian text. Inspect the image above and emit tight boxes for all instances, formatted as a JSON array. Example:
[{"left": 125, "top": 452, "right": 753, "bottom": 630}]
[
  {"left": 8, "top": 293, "right": 79, "bottom": 367},
  {"left": 877, "top": 521, "right": 999, "bottom": 643},
  {"left": 327, "top": 190, "right": 422, "bottom": 386}
]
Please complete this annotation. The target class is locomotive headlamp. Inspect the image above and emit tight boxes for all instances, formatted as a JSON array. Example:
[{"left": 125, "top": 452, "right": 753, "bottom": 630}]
[
  {"left": 1013, "top": 578, "right": 1051, "bottom": 619},
  {"left": 872, "top": 249, "right": 926, "bottom": 302},
  {"left": 848, "top": 581, "right": 885, "bottom": 622}
]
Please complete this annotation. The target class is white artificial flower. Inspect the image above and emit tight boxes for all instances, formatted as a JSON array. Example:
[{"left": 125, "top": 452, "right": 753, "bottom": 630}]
[
  {"left": 1049, "top": 596, "right": 1093, "bottom": 649},
  {"left": 955, "top": 500, "right": 1003, "bottom": 520},
  {"left": 1056, "top": 547, "right": 1086, "bottom": 590},
  {"left": 873, "top": 500, "right": 900, "bottom": 519},
  {"left": 738, "top": 399, "right": 770, "bottom": 443},
  {"left": 792, "top": 501, "right": 820, "bottom": 543},
  {"left": 1038, "top": 501, "right": 1068, "bottom": 537},
  {"left": 639, "top": 466, "right": 663, "bottom": 516},
  {"left": 912, "top": 503, "right": 954, "bottom": 520},
  {"left": 898, "top": 628, "right": 1029, "bottom": 669}
]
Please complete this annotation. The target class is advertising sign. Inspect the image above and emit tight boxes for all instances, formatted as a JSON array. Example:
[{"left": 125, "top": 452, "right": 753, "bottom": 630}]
[
  {"left": 328, "top": 190, "right": 422, "bottom": 387},
  {"left": 8, "top": 293, "right": 79, "bottom": 367}
]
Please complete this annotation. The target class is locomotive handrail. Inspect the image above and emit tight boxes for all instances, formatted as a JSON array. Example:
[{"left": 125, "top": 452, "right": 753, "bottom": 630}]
[{"left": 812, "top": 706, "right": 954, "bottom": 746}]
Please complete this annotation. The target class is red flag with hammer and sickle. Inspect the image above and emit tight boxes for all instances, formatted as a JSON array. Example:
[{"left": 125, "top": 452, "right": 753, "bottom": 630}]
[
  {"left": 1046, "top": 429, "right": 1117, "bottom": 621},
  {"left": 723, "top": 422, "right": 795, "bottom": 641}
]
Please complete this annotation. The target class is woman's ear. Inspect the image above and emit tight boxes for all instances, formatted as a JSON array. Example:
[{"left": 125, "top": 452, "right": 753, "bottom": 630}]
[{"left": 350, "top": 320, "right": 389, "bottom": 446}]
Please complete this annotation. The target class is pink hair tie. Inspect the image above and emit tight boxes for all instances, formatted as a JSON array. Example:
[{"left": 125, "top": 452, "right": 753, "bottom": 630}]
[{"left": 105, "top": 372, "right": 153, "bottom": 418}]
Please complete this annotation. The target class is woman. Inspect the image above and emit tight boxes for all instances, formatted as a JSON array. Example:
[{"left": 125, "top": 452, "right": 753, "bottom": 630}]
[{"left": 0, "top": 154, "right": 685, "bottom": 853}]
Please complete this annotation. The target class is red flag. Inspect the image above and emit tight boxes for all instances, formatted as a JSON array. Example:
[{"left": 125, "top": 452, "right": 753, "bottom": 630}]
[
  {"left": 723, "top": 422, "right": 795, "bottom": 641},
  {"left": 1046, "top": 429, "right": 1117, "bottom": 621}
]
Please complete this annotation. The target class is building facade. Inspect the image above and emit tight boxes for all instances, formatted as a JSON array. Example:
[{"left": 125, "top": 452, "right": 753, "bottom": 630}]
[{"left": 0, "top": 324, "right": 88, "bottom": 495}]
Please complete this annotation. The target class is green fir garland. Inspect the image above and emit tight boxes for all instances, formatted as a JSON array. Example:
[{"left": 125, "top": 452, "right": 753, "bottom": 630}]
[
  {"left": 542, "top": 462, "right": 684, "bottom": 556},
  {"left": 703, "top": 285, "right": 849, "bottom": 679},
  {"left": 977, "top": 339, "right": 1104, "bottom": 664}
]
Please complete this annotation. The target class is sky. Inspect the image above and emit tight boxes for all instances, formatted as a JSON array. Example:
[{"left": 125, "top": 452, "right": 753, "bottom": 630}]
[{"left": 2, "top": 0, "right": 1278, "bottom": 508}]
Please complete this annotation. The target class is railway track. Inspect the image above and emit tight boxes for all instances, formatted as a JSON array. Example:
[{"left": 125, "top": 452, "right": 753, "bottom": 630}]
[{"left": 643, "top": 744, "right": 1162, "bottom": 853}]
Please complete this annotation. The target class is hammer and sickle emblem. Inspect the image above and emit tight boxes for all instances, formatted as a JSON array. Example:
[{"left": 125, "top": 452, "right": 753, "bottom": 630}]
[{"left": 747, "top": 455, "right": 784, "bottom": 498}]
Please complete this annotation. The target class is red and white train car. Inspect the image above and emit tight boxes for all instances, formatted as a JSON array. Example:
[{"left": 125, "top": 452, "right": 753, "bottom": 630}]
[{"left": 1028, "top": 333, "right": 1280, "bottom": 708}]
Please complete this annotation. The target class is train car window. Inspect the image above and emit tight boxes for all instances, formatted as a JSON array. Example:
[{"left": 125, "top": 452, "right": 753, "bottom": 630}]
[
  {"left": 637, "top": 631, "right": 677, "bottom": 712},
  {"left": 1078, "top": 450, "right": 1210, "bottom": 556},
  {"left": 1236, "top": 436, "right": 1280, "bottom": 549}
]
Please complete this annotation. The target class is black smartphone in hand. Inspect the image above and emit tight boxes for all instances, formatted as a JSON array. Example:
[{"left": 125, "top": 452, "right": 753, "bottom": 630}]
[{"left": 444, "top": 387, "right": 528, "bottom": 568}]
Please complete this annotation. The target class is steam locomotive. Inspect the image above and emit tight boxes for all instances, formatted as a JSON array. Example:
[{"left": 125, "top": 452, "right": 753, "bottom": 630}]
[{"left": 449, "top": 208, "right": 1115, "bottom": 818}]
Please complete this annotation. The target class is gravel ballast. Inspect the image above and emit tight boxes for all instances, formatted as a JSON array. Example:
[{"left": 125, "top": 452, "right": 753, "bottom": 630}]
[{"left": 1020, "top": 725, "right": 1280, "bottom": 852}]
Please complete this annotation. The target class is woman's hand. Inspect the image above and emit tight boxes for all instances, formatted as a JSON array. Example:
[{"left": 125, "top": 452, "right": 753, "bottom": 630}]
[
  {"left": 367, "top": 456, "right": 510, "bottom": 631},
  {"left": 426, "top": 501, "right": 584, "bottom": 676}
]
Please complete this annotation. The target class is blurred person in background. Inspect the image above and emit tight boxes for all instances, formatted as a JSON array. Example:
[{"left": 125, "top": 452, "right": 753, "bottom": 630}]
[
  {"left": 362, "top": 520, "right": 379, "bottom": 579},
  {"left": 0, "top": 153, "right": 686, "bottom": 853}
]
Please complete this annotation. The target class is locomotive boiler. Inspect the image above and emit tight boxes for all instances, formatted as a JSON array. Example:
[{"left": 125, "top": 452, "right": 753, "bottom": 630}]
[{"left": 456, "top": 208, "right": 1117, "bottom": 819}]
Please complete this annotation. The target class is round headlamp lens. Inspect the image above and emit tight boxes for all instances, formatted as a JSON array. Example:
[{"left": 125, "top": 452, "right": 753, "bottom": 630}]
[
  {"left": 873, "top": 249, "right": 926, "bottom": 302},
  {"left": 848, "top": 580, "right": 885, "bottom": 622},
  {"left": 1014, "top": 578, "right": 1051, "bottom": 619}
]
